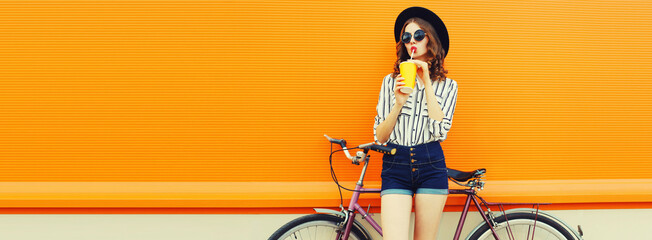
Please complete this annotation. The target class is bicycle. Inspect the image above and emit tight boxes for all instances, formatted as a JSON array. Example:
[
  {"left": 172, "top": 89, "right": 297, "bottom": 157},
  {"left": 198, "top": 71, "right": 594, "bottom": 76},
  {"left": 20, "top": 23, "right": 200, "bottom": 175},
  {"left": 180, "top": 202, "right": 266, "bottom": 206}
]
[{"left": 268, "top": 135, "right": 585, "bottom": 240}]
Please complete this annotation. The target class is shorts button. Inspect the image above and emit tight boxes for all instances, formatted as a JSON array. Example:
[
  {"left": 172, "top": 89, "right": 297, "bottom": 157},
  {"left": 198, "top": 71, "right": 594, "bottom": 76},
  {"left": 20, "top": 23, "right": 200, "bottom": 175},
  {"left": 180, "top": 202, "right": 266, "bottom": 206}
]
[
  {"left": 411, "top": 159, "right": 416, "bottom": 163},
  {"left": 410, "top": 148, "right": 414, "bottom": 151},
  {"left": 412, "top": 168, "right": 417, "bottom": 172}
]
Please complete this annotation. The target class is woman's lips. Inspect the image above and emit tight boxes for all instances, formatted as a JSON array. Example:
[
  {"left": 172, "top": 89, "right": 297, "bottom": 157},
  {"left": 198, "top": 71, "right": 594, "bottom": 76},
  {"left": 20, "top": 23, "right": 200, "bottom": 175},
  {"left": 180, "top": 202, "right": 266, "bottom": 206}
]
[{"left": 411, "top": 46, "right": 417, "bottom": 52}]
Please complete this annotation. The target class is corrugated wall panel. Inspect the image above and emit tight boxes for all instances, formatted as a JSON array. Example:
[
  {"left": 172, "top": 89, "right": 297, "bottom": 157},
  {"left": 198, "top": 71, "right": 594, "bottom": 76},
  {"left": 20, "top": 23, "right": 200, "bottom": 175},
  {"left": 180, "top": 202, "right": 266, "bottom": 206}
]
[{"left": 0, "top": 0, "right": 650, "bottom": 183}]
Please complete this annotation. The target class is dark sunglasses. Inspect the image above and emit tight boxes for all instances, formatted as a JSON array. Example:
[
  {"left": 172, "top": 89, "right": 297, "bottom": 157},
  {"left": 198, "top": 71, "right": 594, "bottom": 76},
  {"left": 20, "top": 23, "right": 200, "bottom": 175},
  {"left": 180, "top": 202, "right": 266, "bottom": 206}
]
[{"left": 401, "top": 29, "right": 426, "bottom": 44}]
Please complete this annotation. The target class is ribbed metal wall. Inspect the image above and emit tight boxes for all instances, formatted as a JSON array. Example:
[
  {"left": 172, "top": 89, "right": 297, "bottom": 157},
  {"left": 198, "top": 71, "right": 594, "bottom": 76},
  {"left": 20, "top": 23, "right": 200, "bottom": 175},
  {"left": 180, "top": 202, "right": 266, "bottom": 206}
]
[{"left": 0, "top": 0, "right": 650, "bottom": 182}]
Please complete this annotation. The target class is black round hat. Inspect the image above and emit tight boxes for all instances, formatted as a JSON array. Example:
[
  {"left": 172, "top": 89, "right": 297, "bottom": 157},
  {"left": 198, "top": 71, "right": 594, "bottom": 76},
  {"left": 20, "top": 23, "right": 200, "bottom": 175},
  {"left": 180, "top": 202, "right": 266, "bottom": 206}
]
[{"left": 394, "top": 6, "right": 449, "bottom": 57}]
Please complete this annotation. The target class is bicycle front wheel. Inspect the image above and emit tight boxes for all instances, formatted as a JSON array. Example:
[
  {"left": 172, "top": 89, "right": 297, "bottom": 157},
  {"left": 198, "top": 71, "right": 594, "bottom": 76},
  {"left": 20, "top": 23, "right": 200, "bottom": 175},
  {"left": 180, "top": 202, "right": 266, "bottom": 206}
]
[
  {"left": 467, "top": 212, "right": 577, "bottom": 240},
  {"left": 268, "top": 214, "right": 370, "bottom": 240}
]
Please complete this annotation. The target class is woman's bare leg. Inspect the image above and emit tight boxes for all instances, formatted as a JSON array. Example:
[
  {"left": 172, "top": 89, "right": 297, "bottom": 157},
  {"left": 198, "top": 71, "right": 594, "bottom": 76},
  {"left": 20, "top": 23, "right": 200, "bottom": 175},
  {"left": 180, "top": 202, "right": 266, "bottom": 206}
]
[
  {"left": 413, "top": 194, "right": 448, "bottom": 240},
  {"left": 381, "top": 194, "right": 413, "bottom": 240}
]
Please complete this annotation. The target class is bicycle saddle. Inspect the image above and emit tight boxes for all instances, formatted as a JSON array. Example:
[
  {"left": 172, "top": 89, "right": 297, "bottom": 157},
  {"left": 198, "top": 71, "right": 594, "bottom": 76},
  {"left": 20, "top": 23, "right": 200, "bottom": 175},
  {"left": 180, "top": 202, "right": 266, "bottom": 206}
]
[{"left": 447, "top": 168, "right": 486, "bottom": 182}]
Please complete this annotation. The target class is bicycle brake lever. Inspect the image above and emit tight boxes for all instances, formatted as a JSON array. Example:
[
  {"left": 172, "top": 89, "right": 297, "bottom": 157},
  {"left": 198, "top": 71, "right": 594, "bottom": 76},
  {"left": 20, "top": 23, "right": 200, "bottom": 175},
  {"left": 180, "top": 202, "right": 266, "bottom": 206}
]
[
  {"left": 353, "top": 151, "right": 366, "bottom": 165},
  {"left": 358, "top": 142, "right": 373, "bottom": 148}
]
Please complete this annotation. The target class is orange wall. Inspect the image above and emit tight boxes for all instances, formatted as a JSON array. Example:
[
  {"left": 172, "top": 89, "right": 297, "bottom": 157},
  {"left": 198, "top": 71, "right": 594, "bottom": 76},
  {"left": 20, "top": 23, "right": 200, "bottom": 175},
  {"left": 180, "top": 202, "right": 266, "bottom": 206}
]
[{"left": 0, "top": 0, "right": 651, "bottom": 186}]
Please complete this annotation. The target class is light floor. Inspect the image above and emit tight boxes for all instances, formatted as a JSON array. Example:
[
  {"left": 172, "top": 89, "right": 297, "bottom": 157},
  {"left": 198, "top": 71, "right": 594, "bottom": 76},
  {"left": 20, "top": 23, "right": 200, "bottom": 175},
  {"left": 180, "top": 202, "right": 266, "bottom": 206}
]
[{"left": 0, "top": 209, "right": 648, "bottom": 239}]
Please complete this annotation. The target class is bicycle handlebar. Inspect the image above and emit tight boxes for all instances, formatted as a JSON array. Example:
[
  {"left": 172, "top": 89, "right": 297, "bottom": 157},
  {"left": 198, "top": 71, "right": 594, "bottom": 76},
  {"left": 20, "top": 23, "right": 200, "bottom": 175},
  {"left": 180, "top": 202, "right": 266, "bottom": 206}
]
[
  {"left": 358, "top": 142, "right": 397, "bottom": 155},
  {"left": 324, "top": 134, "right": 396, "bottom": 163}
]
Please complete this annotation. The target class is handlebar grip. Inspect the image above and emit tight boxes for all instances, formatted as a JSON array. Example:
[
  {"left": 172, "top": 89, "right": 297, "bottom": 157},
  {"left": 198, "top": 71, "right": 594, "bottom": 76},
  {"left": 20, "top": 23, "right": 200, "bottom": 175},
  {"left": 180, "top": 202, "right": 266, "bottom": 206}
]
[
  {"left": 331, "top": 138, "right": 346, "bottom": 147},
  {"left": 370, "top": 144, "right": 396, "bottom": 155},
  {"left": 324, "top": 134, "right": 347, "bottom": 146}
]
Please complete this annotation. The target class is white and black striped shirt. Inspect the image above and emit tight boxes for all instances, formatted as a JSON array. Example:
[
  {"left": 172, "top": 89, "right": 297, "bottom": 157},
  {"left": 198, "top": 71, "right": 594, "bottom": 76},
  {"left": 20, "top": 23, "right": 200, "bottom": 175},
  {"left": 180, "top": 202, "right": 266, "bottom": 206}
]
[{"left": 373, "top": 73, "right": 458, "bottom": 146}]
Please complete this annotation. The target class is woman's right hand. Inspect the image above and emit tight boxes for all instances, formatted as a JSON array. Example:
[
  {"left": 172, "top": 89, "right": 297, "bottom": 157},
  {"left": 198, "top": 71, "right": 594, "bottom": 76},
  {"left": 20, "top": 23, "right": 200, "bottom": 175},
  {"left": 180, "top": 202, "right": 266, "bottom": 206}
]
[{"left": 394, "top": 74, "right": 409, "bottom": 106}]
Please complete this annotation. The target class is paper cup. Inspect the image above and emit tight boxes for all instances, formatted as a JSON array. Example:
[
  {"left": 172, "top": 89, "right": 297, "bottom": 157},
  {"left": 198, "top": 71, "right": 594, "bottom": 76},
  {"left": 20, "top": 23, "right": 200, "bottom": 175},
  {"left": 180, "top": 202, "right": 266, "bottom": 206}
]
[{"left": 399, "top": 62, "right": 417, "bottom": 94}]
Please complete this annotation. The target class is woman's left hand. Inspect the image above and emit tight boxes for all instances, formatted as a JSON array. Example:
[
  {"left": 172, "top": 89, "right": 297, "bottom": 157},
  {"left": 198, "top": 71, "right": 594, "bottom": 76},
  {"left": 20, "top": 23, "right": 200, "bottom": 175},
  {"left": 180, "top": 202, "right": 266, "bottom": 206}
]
[{"left": 408, "top": 59, "right": 431, "bottom": 85}]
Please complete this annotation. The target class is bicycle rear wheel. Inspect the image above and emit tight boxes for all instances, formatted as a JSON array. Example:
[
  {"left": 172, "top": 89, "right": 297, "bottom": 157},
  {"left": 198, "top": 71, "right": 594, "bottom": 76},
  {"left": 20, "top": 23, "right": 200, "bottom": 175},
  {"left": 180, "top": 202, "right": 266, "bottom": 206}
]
[
  {"left": 268, "top": 214, "right": 371, "bottom": 240},
  {"left": 467, "top": 212, "right": 577, "bottom": 240}
]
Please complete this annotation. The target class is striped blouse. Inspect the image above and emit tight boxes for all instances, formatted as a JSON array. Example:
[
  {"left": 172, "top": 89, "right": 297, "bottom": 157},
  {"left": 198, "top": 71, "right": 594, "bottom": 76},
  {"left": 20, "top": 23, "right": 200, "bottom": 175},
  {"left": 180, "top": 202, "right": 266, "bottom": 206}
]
[{"left": 373, "top": 73, "right": 458, "bottom": 146}]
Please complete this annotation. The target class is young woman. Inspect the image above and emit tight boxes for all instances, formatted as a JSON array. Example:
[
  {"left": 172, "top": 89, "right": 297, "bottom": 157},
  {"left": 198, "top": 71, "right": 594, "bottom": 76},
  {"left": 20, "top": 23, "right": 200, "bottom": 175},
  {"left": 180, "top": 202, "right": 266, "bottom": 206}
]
[{"left": 373, "top": 6, "right": 458, "bottom": 240}]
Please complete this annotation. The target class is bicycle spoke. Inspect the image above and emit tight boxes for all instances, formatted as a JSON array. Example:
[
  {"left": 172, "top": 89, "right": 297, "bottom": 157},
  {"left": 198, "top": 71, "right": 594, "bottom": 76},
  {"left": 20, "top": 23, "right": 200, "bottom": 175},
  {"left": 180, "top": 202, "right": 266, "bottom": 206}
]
[
  {"left": 475, "top": 219, "right": 571, "bottom": 240},
  {"left": 499, "top": 230, "right": 508, "bottom": 240},
  {"left": 296, "top": 229, "right": 303, "bottom": 240},
  {"left": 275, "top": 222, "right": 362, "bottom": 240}
]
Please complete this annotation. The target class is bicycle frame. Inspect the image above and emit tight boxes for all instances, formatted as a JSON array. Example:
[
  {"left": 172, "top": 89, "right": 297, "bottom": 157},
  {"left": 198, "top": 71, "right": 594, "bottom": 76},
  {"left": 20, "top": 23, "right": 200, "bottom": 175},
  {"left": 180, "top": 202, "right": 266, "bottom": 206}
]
[
  {"left": 333, "top": 157, "right": 548, "bottom": 240},
  {"left": 339, "top": 184, "right": 382, "bottom": 239},
  {"left": 337, "top": 152, "right": 383, "bottom": 240}
]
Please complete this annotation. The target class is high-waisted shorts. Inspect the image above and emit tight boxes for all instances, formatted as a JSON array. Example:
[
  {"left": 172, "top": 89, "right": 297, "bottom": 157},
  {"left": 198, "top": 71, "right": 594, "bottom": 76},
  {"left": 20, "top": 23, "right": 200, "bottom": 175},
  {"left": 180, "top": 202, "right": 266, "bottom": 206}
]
[{"left": 380, "top": 141, "right": 449, "bottom": 197}]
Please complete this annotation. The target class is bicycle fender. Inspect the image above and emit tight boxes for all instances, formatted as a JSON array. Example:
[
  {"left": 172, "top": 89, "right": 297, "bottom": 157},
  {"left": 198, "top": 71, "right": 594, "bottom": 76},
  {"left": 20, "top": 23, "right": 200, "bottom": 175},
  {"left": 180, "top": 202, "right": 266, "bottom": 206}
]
[
  {"left": 464, "top": 208, "right": 584, "bottom": 240},
  {"left": 498, "top": 208, "right": 583, "bottom": 239},
  {"left": 313, "top": 208, "right": 346, "bottom": 217}
]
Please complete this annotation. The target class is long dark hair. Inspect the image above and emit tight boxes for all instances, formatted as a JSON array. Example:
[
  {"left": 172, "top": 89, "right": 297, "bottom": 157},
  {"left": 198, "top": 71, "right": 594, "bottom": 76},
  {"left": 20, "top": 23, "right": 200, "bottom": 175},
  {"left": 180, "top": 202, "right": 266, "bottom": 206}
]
[{"left": 391, "top": 17, "right": 448, "bottom": 82}]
